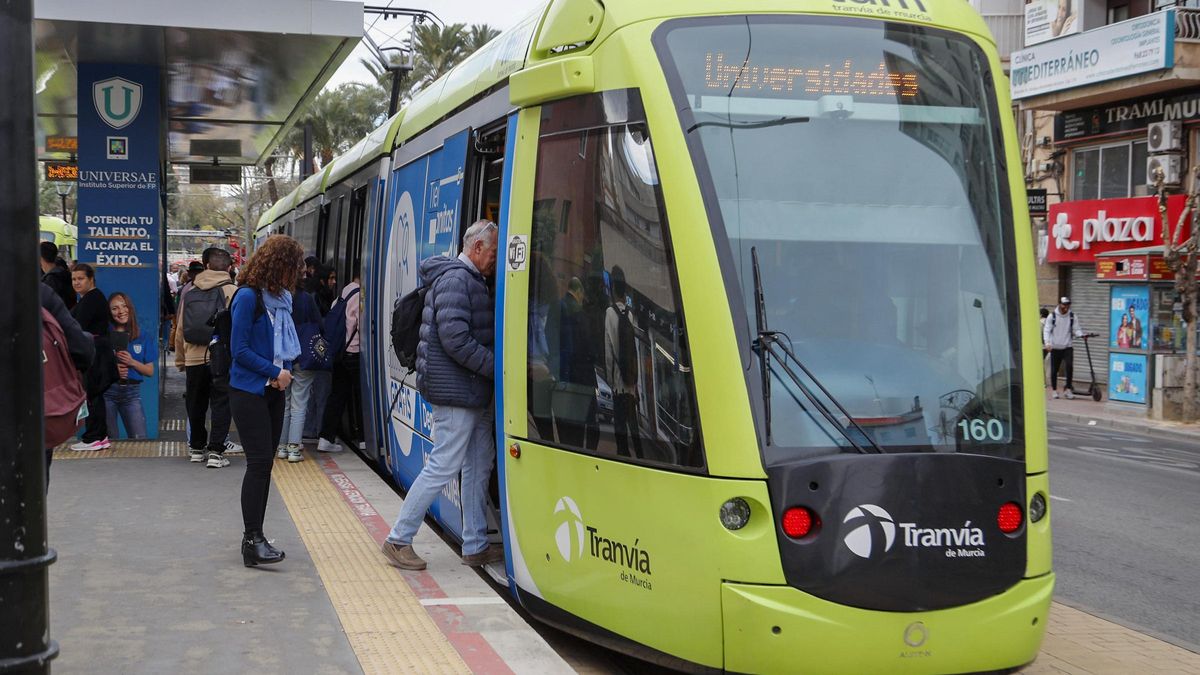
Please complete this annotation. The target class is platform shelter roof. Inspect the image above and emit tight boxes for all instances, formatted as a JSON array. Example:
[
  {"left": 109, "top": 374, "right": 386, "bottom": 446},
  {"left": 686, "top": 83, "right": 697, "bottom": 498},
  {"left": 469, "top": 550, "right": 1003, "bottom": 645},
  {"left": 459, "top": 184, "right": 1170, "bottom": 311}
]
[{"left": 34, "top": 0, "right": 363, "bottom": 167}]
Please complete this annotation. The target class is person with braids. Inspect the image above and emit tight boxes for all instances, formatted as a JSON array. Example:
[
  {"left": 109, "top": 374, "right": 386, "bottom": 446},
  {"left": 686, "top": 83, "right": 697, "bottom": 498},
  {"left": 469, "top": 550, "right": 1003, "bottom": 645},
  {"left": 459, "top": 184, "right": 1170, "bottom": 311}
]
[{"left": 229, "top": 235, "right": 303, "bottom": 567}]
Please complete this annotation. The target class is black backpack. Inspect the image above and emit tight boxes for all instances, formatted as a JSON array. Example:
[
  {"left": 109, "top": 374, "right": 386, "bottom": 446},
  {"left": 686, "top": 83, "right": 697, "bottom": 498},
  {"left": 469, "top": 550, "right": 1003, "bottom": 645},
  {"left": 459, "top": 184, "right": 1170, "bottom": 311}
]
[
  {"left": 182, "top": 280, "right": 233, "bottom": 345},
  {"left": 615, "top": 305, "right": 638, "bottom": 388},
  {"left": 391, "top": 286, "right": 428, "bottom": 371},
  {"left": 208, "top": 286, "right": 263, "bottom": 378}
]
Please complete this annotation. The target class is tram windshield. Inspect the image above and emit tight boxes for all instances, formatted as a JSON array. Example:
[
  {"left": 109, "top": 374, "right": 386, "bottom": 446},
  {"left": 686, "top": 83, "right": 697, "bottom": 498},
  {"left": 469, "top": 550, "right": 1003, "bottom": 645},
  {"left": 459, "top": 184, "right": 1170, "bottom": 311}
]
[{"left": 655, "top": 16, "right": 1023, "bottom": 460}]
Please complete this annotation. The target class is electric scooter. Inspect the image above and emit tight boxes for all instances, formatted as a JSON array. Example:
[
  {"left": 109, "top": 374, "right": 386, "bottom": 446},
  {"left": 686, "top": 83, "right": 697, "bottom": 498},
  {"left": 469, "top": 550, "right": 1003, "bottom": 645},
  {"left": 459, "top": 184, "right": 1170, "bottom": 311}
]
[{"left": 1070, "top": 333, "right": 1103, "bottom": 401}]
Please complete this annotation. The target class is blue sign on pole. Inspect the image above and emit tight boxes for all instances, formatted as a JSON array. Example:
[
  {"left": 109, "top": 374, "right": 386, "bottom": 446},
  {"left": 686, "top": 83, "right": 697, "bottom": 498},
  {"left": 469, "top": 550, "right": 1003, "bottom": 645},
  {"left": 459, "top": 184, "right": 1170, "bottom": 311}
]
[
  {"left": 1110, "top": 285, "right": 1150, "bottom": 350},
  {"left": 76, "top": 64, "right": 161, "bottom": 439},
  {"left": 1109, "top": 353, "right": 1148, "bottom": 404}
]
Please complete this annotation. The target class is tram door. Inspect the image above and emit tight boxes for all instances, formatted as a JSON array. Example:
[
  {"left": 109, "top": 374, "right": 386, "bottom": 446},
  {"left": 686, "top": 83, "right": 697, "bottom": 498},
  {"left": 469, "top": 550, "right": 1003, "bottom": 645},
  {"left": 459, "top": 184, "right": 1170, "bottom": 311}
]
[
  {"left": 376, "top": 129, "right": 472, "bottom": 536},
  {"left": 500, "top": 95, "right": 717, "bottom": 662}
]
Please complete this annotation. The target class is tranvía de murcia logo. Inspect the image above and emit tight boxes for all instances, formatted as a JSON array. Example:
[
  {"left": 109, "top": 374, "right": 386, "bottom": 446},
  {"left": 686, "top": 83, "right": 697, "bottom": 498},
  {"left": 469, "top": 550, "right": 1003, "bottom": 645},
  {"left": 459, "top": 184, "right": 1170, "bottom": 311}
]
[
  {"left": 553, "top": 496, "right": 585, "bottom": 562},
  {"left": 842, "top": 504, "right": 897, "bottom": 558}
]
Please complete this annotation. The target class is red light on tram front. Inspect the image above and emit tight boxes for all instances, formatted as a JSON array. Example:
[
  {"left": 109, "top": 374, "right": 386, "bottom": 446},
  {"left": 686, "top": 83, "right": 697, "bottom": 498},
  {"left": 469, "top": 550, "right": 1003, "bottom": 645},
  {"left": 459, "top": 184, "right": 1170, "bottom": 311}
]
[
  {"left": 997, "top": 502, "right": 1023, "bottom": 533},
  {"left": 782, "top": 507, "right": 815, "bottom": 538}
]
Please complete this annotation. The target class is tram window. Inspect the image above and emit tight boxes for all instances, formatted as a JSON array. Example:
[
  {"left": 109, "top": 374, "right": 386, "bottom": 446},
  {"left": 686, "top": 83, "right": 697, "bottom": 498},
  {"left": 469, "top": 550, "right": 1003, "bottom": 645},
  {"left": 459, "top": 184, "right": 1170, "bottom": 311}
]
[
  {"left": 526, "top": 91, "right": 703, "bottom": 471},
  {"left": 346, "top": 185, "right": 367, "bottom": 279}
]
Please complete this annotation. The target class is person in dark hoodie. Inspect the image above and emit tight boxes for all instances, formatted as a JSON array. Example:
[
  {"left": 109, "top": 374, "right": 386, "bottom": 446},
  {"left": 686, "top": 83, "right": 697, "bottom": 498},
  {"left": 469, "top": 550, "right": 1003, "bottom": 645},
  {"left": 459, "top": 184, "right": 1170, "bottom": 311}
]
[
  {"left": 40, "top": 241, "right": 74, "bottom": 310},
  {"left": 70, "top": 263, "right": 114, "bottom": 451},
  {"left": 381, "top": 220, "right": 499, "bottom": 571}
]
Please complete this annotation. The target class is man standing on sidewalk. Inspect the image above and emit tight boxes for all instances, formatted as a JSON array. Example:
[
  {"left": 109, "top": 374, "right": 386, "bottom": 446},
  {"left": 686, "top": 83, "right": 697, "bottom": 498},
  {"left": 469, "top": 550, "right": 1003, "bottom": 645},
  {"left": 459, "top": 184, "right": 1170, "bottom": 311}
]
[
  {"left": 175, "top": 249, "right": 238, "bottom": 467},
  {"left": 381, "top": 220, "right": 501, "bottom": 571},
  {"left": 1044, "top": 296, "right": 1085, "bottom": 400}
]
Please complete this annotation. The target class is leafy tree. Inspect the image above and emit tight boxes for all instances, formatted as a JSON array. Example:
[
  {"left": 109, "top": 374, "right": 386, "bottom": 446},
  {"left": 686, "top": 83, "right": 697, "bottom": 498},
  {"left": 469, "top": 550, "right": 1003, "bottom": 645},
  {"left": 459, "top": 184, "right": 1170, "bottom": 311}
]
[
  {"left": 465, "top": 24, "right": 501, "bottom": 52},
  {"left": 1154, "top": 170, "right": 1200, "bottom": 421}
]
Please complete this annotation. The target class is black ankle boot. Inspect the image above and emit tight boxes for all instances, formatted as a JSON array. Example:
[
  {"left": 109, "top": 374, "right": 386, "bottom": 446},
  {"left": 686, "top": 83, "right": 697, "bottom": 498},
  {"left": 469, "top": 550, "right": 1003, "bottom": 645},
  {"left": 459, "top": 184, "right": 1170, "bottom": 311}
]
[{"left": 242, "top": 531, "right": 285, "bottom": 567}]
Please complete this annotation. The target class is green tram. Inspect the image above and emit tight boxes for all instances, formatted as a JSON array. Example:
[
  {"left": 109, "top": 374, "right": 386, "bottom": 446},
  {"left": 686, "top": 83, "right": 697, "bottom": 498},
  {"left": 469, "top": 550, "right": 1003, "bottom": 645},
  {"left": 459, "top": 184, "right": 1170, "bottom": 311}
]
[{"left": 258, "top": 0, "right": 1053, "bottom": 670}]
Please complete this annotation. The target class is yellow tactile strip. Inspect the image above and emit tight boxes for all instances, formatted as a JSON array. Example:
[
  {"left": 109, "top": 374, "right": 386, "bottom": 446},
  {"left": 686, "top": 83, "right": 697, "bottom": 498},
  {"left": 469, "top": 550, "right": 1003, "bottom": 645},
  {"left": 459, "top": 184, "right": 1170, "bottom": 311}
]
[
  {"left": 271, "top": 457, "right": 470, "bottom": 675},
  {"left": 52, "top": 440, "right": 188, "bottom": 459},
  {"left": 1024, "top": 603, "right": 1200, "bottom": 674}
]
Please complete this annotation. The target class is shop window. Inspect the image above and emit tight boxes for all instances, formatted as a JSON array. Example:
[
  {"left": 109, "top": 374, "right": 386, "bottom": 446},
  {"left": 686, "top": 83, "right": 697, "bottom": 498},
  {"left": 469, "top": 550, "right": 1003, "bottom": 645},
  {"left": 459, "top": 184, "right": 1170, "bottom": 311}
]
[
  {"left": 526, "top": 90, "right": 703, "bottom": 471},
  {"left": 1072, "top": 140, "right": 1149, "bottom": 200}
]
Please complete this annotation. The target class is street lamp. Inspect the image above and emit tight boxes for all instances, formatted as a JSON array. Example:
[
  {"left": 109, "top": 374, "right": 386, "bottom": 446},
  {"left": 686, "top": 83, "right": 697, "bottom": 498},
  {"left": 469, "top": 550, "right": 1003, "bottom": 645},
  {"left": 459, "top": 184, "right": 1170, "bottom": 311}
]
[{"left": 53, "top": 180, "right": 73, "bottom": 222}]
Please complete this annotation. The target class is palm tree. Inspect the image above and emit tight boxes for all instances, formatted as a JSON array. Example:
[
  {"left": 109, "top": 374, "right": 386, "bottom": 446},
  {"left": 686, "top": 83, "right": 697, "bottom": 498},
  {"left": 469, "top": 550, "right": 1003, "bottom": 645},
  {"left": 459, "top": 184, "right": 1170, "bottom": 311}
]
[
  {"left": 465, "top": 24, "right": 501, "bottom": 52},
  {"left": 407, "top": 22, "right": 467, "bottom": 92}
]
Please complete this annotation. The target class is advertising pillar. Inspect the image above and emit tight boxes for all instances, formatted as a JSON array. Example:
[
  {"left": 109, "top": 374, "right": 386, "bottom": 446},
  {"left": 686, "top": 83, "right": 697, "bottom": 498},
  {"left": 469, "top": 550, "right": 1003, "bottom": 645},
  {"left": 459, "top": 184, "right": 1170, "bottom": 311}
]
[{"left": 76, "top": 64, "right": 162, "bottom": 438}]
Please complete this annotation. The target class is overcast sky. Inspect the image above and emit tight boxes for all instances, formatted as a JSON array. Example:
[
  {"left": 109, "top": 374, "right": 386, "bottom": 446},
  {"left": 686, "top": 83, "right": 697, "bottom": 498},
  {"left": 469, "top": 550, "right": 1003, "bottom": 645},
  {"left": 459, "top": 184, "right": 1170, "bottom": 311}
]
[{"left": 327, "top": 0, "right": 546, "bottom": 88}]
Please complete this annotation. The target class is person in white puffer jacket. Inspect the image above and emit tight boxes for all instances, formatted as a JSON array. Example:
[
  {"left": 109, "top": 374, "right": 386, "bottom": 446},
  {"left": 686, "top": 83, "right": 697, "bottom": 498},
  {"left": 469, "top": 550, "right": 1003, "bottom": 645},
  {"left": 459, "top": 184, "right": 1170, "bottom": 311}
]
[{"left": 1043, "top": 296, "right": 1085, "bottom": 399}]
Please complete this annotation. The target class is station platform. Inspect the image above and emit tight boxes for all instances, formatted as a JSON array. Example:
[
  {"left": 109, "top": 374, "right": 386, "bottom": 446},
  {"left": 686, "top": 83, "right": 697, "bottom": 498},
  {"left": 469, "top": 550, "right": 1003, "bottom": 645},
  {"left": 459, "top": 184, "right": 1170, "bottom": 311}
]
[{"left": 43, "top": 371, "right": 1200, "bottom": 674}]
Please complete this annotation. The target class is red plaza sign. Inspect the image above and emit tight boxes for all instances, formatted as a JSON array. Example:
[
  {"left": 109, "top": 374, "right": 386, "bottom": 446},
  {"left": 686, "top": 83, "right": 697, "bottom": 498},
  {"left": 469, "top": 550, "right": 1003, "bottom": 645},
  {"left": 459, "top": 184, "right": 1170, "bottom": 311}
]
[{"left": 1046, "top": 195, "right": 1193, "bottom": 263}]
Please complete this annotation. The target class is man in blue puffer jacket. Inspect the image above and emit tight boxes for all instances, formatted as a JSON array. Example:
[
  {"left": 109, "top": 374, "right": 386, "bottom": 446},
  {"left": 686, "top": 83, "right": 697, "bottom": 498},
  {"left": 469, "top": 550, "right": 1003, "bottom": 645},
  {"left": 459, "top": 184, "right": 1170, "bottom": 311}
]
[{"left": 383, "top": 220, "right": 500, "bottom": 570}]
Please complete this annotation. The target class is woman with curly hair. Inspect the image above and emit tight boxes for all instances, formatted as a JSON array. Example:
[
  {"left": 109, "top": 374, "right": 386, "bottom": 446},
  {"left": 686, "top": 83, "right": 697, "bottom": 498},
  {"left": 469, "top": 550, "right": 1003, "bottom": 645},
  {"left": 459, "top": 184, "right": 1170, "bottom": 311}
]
[{"left": 230, "top": 235, "right": 303, "bottom": 567}]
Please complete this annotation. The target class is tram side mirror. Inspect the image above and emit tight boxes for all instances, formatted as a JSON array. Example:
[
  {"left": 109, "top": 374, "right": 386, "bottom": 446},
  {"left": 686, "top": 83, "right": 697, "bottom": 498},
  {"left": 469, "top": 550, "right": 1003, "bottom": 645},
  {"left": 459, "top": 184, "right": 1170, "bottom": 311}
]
[{"left": 818, "top": 95, "right": 855, "bottom": 120}]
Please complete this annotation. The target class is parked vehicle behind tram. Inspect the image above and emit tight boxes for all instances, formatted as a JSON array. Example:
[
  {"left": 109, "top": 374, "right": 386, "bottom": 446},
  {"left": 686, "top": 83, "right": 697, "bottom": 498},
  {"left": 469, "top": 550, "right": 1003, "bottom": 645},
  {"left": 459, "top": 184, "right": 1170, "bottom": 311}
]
[{"left": 257, "top": 0, "right": 1053, "bottom": 671}]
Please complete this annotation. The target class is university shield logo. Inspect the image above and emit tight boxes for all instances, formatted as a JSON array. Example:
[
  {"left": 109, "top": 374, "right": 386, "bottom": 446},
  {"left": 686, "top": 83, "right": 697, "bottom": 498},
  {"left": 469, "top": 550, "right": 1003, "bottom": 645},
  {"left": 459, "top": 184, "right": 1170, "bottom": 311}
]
[{"left": 93, "top": 77, "right": 143, "bottom": 130}]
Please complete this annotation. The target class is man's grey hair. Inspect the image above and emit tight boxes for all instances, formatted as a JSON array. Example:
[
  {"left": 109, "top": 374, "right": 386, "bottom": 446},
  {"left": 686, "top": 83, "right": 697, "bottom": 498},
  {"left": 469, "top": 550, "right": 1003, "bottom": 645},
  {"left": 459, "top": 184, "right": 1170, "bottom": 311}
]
[
  {"left": 462, "top": 220, "right": 498, "bottom": 250},
  {"left": 207, "top": 248, "right": 233, "bottom": 271}
]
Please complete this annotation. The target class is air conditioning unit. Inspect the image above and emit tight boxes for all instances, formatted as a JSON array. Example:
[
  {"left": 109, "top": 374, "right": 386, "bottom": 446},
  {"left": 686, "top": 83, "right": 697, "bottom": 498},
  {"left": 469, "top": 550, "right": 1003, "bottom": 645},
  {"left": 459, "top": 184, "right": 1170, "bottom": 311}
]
[
  {"left": 1147, "top": 153, "right": 1183, "bottom": 186},
  {"left": 1148, "top": 121, "right": 1183, "bottom": 153}
]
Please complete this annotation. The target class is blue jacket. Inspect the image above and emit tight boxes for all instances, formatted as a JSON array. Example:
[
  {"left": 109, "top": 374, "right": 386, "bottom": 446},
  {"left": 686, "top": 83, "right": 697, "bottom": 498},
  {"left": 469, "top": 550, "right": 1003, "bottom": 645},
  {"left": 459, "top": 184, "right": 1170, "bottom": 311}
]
[
  {"left": 417, "top": 255, "right": 494, "bottom": 408},
  {"left": 230, "top": 287, "right": 292, "bottom": 395}
]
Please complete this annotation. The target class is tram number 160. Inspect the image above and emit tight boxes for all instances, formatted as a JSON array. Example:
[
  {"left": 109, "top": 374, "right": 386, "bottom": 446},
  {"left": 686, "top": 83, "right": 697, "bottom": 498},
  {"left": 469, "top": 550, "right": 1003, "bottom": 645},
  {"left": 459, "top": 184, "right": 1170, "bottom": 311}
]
[{"left": 958, "top": 418, "right": 1006, "bottom": 442}]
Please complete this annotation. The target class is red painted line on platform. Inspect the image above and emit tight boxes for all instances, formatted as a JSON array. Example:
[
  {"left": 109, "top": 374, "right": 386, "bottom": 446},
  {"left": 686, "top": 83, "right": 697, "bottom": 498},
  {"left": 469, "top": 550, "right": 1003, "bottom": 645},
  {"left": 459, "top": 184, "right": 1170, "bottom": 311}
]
[{"left": 315, "top": 455, "right": 514, "bottom": 675}]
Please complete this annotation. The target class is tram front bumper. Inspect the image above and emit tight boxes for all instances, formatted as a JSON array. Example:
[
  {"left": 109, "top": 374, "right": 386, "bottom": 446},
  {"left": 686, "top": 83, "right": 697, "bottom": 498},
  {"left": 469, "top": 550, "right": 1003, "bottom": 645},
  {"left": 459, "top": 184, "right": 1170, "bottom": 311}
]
[{"left": 721, "top": 573, "right": 1054, "bottom": 674}]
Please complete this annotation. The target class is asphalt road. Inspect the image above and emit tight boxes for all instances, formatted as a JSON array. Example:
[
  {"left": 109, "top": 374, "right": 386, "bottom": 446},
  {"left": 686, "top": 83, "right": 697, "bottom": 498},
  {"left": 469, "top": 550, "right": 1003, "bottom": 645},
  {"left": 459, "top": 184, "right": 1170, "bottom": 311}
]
[{"left": 1047, "top": 420, "right": 1200, "bottom": 650}]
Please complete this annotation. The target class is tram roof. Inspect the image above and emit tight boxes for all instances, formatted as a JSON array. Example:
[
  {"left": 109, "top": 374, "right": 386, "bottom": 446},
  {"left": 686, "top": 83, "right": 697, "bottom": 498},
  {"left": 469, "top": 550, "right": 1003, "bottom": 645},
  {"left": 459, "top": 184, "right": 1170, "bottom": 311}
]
[
  {"left": 325, "top": 110, "right": 405, "bottom": 187},
  {"left": 34, "top": 0, "right": 363, "bottom": 167},
  {"left": 261, "top": 0, "right": 994, "bottom": 220},
  {"left": 295, "top": 161, "right": 339, "bottom": 207}
]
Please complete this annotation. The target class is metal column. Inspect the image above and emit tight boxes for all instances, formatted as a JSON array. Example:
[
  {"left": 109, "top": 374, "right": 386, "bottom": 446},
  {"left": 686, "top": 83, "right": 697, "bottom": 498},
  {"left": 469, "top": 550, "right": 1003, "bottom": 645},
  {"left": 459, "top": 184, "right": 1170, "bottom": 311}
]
[{"left": 0, "top": 0, "right": 59, "bottom": 672}]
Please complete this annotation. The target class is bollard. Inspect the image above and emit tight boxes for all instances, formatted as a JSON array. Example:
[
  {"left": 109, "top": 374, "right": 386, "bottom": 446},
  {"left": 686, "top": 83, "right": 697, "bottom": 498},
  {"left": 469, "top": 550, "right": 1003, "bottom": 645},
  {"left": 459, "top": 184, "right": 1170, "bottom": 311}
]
[{"left": 0, "top": 0, "right": 59, "bottom": 672}]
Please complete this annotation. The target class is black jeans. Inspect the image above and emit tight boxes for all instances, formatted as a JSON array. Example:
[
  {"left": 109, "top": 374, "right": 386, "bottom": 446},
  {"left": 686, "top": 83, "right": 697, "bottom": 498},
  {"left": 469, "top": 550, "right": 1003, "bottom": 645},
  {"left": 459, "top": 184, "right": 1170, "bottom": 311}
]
[
  {"left": 319, "top": 356, "right": 361, "bottom": 444},
  {"left": 612, "top": 392, "right": 643, "bottom": 459},
  {"left": 1049, "top": 347, "right": 1074, "bottom": 390},
  {"left": 186, "top": 364, "right": 231, "bottom": 452},
  {"left": 231, "top": 387, "right": 284, "bottom": 535},
  {"left": 81, "top": 390, "right": 108, "bottom": 442}
]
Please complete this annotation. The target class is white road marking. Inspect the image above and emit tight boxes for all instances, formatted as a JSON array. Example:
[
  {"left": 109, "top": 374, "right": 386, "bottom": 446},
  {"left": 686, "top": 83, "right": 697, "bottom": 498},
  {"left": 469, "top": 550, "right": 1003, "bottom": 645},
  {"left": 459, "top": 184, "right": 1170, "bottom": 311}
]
[
  {"left": 1049, "top": 495, "right": 1072, "bottom": 503},
  {"left": 419, "top": 597, "right": 508, "bottom": 606}
]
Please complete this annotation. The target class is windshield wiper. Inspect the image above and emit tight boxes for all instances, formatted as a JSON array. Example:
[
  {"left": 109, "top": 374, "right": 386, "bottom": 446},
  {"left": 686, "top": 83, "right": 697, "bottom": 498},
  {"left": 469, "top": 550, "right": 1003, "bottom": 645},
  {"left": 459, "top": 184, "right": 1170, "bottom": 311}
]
[
  {"left": 750, "top": 247, "right": 884, "bottom": 454},
  {"left": 687, "top": 115, "right": 809, "bottom": 134}
]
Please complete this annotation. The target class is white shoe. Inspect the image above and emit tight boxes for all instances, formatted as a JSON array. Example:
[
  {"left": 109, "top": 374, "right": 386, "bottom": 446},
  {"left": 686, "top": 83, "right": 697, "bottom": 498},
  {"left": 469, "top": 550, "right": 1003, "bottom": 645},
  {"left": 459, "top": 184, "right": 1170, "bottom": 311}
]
[
  {"left": 1064, "top": 390, "right": 1074, "bottom": 400},
  {"left": 71, "top": 438, "right": 111, "bottom": 452},
  {"left": 1051, "top": 391, "right": 1060, "bottom": 399},
  {"left": 223, "top": 440, "right": 244, "bottom": 454},
  {"left": 287, "top": 444, "right": 304, "bottom": 463},
  {"left": 206, "top": 452, "right": 230, "bottom": 468},
  {"left": 189, "top": 448, "right": 206, "bottom": 463},
  {"left": 276, "top": 446, "right": 289, "bottom": 460},
  {"left": 316, "top": 438, "right": 343, "bottom": 453}
]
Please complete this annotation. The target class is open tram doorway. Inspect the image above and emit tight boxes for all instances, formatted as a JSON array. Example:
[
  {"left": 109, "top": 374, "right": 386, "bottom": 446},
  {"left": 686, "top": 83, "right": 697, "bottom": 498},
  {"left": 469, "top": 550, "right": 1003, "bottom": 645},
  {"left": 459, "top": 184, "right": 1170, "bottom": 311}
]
[{"left": 462, "top": 120, "right": 509, "bottom": 571}]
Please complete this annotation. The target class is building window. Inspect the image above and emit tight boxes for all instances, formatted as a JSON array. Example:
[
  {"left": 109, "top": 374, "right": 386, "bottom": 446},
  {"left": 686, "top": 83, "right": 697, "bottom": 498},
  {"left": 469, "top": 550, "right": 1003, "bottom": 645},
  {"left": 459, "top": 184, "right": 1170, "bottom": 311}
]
[
  {"left": 1072, "top": 140, "right": 1149, "bottom": 200},
  {"left": 526, "top": 90, "right": 703, "bottom": 470}
]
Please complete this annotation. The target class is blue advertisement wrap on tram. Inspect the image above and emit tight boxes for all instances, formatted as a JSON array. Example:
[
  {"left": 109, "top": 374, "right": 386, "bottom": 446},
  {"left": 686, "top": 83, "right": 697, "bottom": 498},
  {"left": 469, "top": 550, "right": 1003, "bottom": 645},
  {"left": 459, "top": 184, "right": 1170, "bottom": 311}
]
[{"left": 380, "top": 130, "right": 470, "bottom": 534}]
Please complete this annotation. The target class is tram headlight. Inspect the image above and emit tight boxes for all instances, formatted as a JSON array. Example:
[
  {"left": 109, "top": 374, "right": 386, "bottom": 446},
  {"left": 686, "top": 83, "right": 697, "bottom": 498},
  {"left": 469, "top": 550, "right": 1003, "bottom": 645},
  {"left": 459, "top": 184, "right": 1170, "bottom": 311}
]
[
  {"left": 1029, "top": 492, "right": 1047, "bottom": 523},
  {"left": 719, "top": 498, "right": 752, "bottom": 531}
]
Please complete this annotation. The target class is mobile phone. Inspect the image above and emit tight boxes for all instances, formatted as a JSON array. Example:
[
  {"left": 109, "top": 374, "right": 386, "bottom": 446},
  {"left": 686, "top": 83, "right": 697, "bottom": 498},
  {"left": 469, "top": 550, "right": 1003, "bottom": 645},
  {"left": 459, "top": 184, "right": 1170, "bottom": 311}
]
[{"left": 111, "top": 332, "right": 130, "bottom": 353}]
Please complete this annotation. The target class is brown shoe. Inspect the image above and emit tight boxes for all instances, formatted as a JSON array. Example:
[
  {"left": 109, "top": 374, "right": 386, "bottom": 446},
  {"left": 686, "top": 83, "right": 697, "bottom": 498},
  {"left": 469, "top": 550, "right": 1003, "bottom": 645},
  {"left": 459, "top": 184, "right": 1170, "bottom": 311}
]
[
  {"left": 461, "top": 545, "right": 505, "bottom": 567},
  {"left": 382, "top": 542, "right": 426, "bottom": 570}
]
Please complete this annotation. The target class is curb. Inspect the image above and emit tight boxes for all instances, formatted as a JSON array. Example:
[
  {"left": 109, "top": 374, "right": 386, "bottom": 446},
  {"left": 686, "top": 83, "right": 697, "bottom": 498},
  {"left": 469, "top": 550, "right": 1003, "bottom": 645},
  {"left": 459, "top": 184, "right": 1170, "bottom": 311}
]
[{"left": 1047, "top": 410, "right": 1200, "bottom": 444}]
